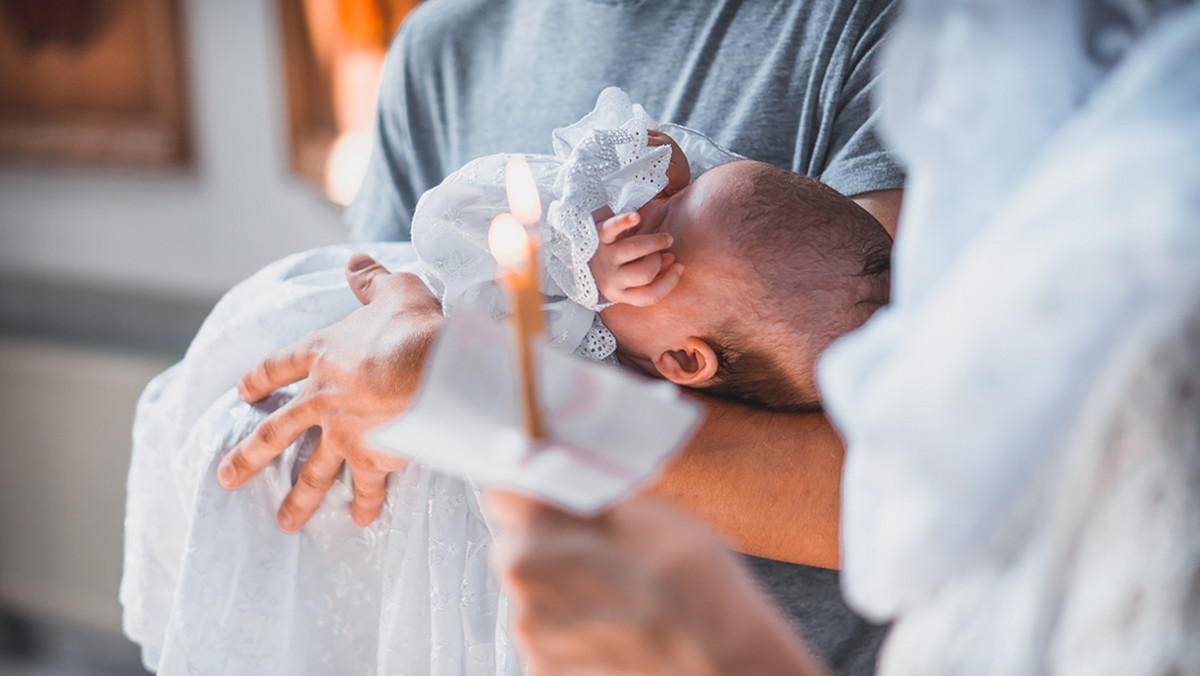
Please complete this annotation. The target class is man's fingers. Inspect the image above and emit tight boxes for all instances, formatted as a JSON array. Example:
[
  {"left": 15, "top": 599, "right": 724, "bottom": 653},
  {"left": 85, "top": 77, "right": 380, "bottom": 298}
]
[
  {"left": 612, "top": 233, "right": 672, "bottom": 265},
  {"left": 349, "top": 465, "right": 390, "bottom": 528},
  {"left": 218, "top": 397, "right": 318, "bottom": 488},
  {"left": 622, "top": 263, "right": 684, "bottom": 307},
  {"left": 345, "top": 254, "right": 394, "bottom": 305},
  {"left": 276, "top": 440, "right": 344, "bottom": 532},
  {"left": 599, "top": 212, "right": 641, "bottom": 244},
  {"left": 237, "top": 343, "right": 315, "bottom": 403}
]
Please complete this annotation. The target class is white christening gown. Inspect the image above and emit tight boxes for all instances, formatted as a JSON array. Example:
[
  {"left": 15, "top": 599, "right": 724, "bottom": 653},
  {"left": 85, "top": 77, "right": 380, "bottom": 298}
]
[{"left": 120, "top": 88, "right": 735, "bottom": 676}]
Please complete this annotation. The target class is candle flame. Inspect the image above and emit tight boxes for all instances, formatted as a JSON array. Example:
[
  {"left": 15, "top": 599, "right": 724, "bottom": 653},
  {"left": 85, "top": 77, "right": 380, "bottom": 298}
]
[
  {"left": 489, "top": 213, "right": 530, "bottom": 271},
  {"left": 505, "top": 157, "right": 542, "bottom": 226}
]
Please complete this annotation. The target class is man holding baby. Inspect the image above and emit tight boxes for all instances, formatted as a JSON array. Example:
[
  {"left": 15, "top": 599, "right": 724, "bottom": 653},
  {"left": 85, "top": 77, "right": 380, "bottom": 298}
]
[{"left": 219, "top": 0, "right": 905, "bottom": 673}]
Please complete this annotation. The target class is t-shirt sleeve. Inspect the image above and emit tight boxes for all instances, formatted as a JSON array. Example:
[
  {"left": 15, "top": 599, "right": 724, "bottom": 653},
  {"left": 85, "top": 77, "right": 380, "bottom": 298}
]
[
  {"left": 345, "top": 4, "right": 447, "bottom": 243},
  {"left": 818, "top": 0, "right": 906, "bottom": 198}
]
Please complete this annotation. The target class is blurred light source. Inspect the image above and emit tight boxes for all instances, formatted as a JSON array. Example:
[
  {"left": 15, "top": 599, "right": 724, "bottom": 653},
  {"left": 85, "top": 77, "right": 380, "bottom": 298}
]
[
  {"left": 324, "top": 130, "right": 371, "bottom": 206},
  {"left": 281, "top": 0, "right": 420, "bottom": 205}
]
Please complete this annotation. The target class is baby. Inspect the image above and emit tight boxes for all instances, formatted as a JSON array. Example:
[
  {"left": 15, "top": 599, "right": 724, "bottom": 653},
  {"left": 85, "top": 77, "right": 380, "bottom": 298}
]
[
  {"left": 410, "top": 126, "right": 889, "bottom": 413},
  {"left": 595, "top": 158, "right": 890, "bottom": 412},
  {"left": 121, "top": 89, "right": 890, "bottom": 675}
]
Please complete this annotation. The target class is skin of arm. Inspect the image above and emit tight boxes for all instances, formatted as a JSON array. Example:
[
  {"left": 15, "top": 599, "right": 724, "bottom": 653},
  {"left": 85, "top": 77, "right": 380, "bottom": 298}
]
[
  {"left": 651, "top": 396, "right": 845, "bottom": 569},
  {"left": 851, "top": 188, "right": 903, "bottom": 238}
]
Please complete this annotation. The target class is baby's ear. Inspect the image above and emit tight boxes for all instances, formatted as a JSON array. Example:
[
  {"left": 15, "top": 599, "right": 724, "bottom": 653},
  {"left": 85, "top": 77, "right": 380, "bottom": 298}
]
[{"left": 653, "top": 337, "right": 719, "bottom": 387}]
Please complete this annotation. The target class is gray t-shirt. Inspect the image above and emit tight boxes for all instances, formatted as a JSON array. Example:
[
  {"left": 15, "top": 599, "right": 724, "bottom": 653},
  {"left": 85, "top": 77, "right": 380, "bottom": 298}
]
[
  {"left": 350, "top": 1, "right": 901, "bottom": 673},
  {"left": 349, "top": 0, "right": 904, "bottom": 242}
]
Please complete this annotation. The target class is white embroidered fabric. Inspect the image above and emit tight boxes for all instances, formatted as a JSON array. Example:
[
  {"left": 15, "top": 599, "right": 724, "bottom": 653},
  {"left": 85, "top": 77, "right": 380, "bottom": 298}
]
[
  {"left": 122, "top": 244, "right": 522, "bottom": 676},
  {"left": 818, "top": 0, "right": 1200, "bottom": 672},
  {"left": 121, "top": 88, "right": 737, "bottom": 675},
  {"left": 412, "top": 86, "right": 739, "bottom": 361}
]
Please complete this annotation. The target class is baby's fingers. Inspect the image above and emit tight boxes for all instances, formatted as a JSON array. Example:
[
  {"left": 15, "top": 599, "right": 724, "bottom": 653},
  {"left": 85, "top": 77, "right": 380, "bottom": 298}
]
[
  {"left": 615, "top": 254, "right": 670, "bottom": 289},
  {"left": 610, "top": 232, "right": 673, "bottom": 265},
  {"left": 598, "top": 212, "right": 642, "bottom": 245},
  {"left": 621, "top": 262, "right": 685, "bottom": 307}
]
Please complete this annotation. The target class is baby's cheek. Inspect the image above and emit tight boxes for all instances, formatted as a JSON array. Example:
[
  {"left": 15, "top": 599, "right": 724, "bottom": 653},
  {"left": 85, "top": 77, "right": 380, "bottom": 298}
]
[
  {"left": 599, "top": 305, "right": 641, "bottom": 345},
  {"left": 667, "top": 159, "right": 690, "bottom": 194}
]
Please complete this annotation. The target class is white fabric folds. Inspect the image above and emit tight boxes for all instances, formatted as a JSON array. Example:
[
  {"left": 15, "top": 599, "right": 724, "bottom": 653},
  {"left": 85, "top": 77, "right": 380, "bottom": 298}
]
[
  {"left": 121, "top": 88, "right": 734, "bottom": 675},
  {"left": 819, "top": 1, "right": 1200, "bottom": 673}
]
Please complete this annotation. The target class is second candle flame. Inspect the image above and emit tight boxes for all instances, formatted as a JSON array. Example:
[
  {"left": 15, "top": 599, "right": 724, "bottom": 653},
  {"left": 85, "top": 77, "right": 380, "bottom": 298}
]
[
  {"left": 488, "top": 213, "right": 530, "bottom": 271},
  {"left": 505, "top": 157, "right": 542, "bottom": 226}
]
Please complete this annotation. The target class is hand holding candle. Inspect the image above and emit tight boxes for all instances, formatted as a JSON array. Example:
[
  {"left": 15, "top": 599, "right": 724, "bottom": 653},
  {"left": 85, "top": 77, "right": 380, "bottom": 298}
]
[{"left": 489, "top": 158, "right": 546, "bottom": 440}]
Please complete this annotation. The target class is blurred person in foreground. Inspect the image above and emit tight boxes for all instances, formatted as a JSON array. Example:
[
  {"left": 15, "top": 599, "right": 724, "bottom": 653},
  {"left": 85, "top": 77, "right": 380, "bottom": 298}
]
[{"left": 485, "top": 0, "right": 1200, "bottom": 673}]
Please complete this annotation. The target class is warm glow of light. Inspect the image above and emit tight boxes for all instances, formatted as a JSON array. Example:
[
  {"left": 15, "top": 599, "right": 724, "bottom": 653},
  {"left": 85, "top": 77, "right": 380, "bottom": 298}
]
[
  {"left": 325, "top": 131, "right": 372, "bottom": 206},
  {"left": 505, "top": 157, "right": 542, "bottom": 226},
  {"left": 489, "top": 213, "right": 531, "bottom": 271}
]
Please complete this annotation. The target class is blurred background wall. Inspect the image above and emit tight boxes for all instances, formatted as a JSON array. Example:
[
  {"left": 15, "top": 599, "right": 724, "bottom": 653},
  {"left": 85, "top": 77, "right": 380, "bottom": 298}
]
[{"left": 0, "top": 0, "right": 371, "bottom": 667}]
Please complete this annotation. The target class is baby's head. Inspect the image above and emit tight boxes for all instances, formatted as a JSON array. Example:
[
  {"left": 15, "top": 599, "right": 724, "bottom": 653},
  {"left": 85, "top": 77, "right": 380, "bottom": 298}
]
[{"left": 600, "top": 160, "right": 892, "bottom": 411}]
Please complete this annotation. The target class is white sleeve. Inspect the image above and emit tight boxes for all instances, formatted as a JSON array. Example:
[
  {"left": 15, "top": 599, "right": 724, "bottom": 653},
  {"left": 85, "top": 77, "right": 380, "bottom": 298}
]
[
  {"left": 410, "top": 154, "right": 600, "bottom": 357},
  {"left": 659, "top": 121, "right": 745, "bottom": 177}
]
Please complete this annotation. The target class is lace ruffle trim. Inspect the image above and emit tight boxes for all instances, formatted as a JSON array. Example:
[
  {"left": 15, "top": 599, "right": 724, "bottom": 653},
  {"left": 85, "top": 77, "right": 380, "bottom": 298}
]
[
  {"left": 544, "top": 87, "right": 672, "bottom": 311},
  {"left": 580, "top": 314, "right": 618, "bottom": 362}
]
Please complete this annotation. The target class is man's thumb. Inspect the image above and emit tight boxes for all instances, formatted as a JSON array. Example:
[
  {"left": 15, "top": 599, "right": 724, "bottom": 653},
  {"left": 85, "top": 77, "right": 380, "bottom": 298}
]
[{"left": 346, "top": 253, "right": 391, "bottom": 304}]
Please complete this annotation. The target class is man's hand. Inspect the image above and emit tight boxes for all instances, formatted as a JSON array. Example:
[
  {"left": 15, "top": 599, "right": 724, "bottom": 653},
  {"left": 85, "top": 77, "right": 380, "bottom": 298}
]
[
  {"left": 590, "top": 210, "right": 684, "bottom": 306},
  {"left": 217, "top": 254, "right": 444, "bottom": 532},
  {"left": 486, "top": 491, "right": 829, "bottom": 676}
]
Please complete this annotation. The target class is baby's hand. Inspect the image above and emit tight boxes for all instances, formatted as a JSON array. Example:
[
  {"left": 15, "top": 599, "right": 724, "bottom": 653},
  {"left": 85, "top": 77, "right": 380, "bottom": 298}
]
[
  {"left": 590, "top": 211, "right": 684, "bottom": 307},
  {"left": 647, "top": 129, "right": 690, "bottom": 197}
]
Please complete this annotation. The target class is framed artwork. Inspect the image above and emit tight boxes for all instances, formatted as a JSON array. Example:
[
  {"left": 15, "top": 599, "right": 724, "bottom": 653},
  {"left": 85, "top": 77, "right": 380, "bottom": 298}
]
[
  {"left": 280, "top": 0, "right": 419, "bottom": 204},
  {"left": 0, "top": 0, "right": 191, "bottom": 165}
]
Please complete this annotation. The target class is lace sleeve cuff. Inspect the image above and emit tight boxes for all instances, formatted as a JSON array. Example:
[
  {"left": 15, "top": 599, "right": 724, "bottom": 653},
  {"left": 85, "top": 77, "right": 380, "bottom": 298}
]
[{"left": 543, "top": 87, "right": 673, "bottom": 311}]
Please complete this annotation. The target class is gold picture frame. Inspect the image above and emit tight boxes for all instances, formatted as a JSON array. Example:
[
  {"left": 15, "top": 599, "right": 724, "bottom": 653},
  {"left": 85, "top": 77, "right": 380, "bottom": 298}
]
[
  {"left": 0, "top": 0, "right": 191, "bottom": 166},
  {"left": 279, "top": 0, "right": 419, "bottom": 204}
]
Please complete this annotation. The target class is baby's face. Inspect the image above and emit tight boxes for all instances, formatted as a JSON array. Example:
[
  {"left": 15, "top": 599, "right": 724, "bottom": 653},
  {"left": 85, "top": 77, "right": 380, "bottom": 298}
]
[{"left": 599, "top": 163, "right": 753, "bottom": 377}]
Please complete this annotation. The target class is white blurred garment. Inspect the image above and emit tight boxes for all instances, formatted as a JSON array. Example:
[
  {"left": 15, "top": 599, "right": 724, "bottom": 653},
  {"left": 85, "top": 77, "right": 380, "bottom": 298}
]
[
  {"left": 820, "top": 0, "right": 1200, "bottom": 673},
  {"left": 120, "top": 89, "right": 736, "bottom": 676}
]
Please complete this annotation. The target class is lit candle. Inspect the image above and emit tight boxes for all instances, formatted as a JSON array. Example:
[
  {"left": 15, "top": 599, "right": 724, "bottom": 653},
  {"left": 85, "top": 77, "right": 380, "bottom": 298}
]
[{"left": 489, "top": 161, "right": 546, "bottom": 440}]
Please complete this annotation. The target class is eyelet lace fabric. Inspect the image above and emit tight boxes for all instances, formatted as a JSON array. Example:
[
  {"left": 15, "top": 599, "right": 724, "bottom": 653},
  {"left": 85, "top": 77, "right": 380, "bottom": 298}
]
[
  {"left": 122, "top": 87, "right": 745, "bottom": 674},
  {"left": 411, "top": 86, "right": 739, "bottom": 365},
  {"left": 544, "top": 88, "right": 672, "bottom": 311}
]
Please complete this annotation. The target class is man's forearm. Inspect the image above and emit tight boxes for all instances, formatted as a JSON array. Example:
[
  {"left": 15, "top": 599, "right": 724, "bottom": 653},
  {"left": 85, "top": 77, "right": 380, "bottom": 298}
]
[
  {"left": 851, "top": 188, "right": 903, "bottom": 238},
  {"left": 651, "top": 396, "right": 844, "bottom": 569}
]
